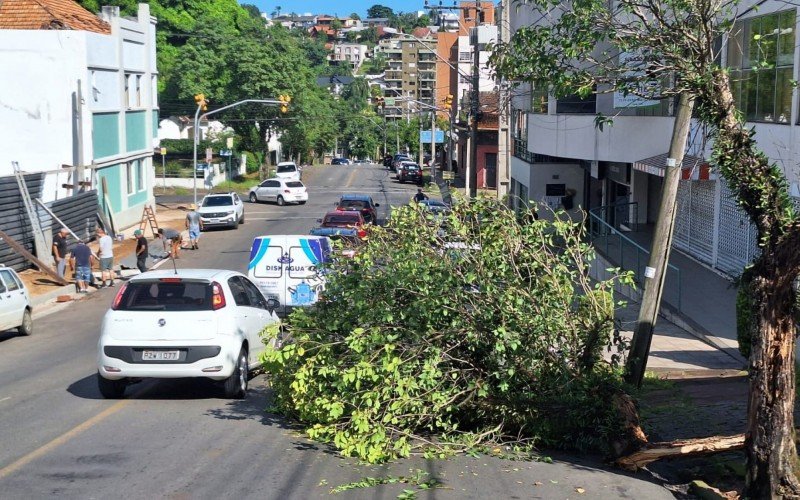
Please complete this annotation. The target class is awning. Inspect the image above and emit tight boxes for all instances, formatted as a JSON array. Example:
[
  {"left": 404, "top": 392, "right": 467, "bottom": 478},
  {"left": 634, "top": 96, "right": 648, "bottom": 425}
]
[{"left": 633, "top": 153, "right": 712, "bottom": 180}]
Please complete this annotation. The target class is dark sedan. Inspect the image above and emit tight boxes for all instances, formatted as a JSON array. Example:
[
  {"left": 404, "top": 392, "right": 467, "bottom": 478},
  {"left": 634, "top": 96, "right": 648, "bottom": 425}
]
[{"left": 335, "top": 194, "right": 380, "bottom": 224}]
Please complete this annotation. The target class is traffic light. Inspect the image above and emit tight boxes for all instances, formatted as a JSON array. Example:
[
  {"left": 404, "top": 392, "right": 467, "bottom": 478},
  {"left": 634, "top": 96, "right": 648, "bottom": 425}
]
[
  {"left": 443, "top": 94, "right": 453, "bottom": 110},
  {"left": 278, "top": 94, "right": 291, "bottom": 113},
  {"left": 194, "top": 93, "right": 208, "bottom": 111}
]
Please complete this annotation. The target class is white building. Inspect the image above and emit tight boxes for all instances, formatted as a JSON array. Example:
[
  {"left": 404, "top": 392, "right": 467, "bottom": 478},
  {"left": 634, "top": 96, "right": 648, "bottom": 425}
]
[
  {"left": 507, "top": 0, "right": 800, "bottom": 277},
  {"left": 332, "top": 43, "right": 369, "bottom": 72},
  {"left": 456, "top": 25, "right": 497, "bottom": 107},
  {"left": 0, "top": 1, "right": 159, "bottom": 229}
]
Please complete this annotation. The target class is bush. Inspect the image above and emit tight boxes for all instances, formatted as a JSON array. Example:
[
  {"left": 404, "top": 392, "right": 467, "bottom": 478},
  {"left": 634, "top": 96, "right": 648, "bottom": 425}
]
[
  {"left": 242, "top": 151, "right": 260, "bottom": 174},
  {"left": 262, "top": 196, "right": 634, "bottom": 462}
]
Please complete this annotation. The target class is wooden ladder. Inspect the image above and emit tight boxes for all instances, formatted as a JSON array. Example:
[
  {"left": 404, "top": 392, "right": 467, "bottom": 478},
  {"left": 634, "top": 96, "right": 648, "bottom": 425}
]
[{"left": 139, "top": 205, "right": 159, "bottom": 237}]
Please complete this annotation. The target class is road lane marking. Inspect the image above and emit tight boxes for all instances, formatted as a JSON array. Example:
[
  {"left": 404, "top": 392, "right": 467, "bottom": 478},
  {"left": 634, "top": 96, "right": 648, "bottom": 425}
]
[
  {"left": 345, "top": 169, "right": 358, "bottom": 187},
  {"left": 0, "top": 397, "right": 10, "bottom": 403},
  {"left": 0, "top": 399, "right": 131, "bottom": 480}
]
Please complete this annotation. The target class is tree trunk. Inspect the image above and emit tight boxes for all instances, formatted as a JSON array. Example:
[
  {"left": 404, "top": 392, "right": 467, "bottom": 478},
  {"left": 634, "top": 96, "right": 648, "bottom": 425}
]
[
  {"left": 704, "top": 70, "right": 800, "bottom": 498},
  {"left": 746, "top": 268, "right": 800, "bottom": 498}
]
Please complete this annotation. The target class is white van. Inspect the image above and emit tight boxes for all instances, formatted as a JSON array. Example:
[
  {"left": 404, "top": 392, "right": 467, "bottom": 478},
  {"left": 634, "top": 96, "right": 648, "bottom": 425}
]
[{"left": 247, "top": 235, "right": 331, "bottom": 317}]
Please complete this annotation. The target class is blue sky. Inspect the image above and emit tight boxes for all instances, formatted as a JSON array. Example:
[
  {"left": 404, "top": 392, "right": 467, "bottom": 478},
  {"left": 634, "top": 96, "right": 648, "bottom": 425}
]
[{"left": 244, "top": 1, "right": 419, "bottom": 18}]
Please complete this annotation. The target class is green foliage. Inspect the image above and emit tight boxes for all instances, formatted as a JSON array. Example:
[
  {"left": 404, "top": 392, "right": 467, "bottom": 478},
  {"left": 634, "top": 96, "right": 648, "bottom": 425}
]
[
  {"left": 367, "top": 4, "right": 395, "bottom": 19},
  {"left": 241, "top": 151, "right": 260, "bottom": 173},
  {"left": 735, "top": 270, "right": 755, "bottom": 359},
  {"left": 262, "top": 197, "right": 634, "bottom": 462},
  {"left": 329, "top": 470, "right": 440, "bottom": 495}
]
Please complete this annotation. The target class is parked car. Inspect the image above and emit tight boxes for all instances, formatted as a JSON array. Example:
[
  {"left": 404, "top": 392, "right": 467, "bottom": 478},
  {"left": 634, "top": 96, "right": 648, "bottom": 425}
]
[
  {"left": 248, "top": 178, "right": 308, "bottom": 206},
  {"left": 418, "top": 199, "right": 450, "bottom": 214},
  {"left": 399, "top": 162, "right": 423, "bottom": 184},
  {"left": 391, "top": 154, "right": 410, "bottom": 171},
  {"left": 248, "top": 235, "right": 332, "bottom": 317},
  {"left": 96, "top": 269, "right": 280, "bottom": 399},
  {"left": 198, "top": 192, "right": 245, "bottom": 229},
  {"left": 331, "top": 158, "right": 350, "bottom": 165},
  {"left": 0, "top": 265, "right": 32, "bottom": 336},
  {"left": 275, "top": 161, "right": 301, "bottom": 181},
  {"left": 335, "top": 194, "right": 380, "bottom": 224},
  {"left": 310, "top": 210, "right": 368, "bottom": 240},
  {"left": 382, "top": 155, "right": 394, "bottom": 168},
  {"left": 396, "top": 160, "right": 419, "bottom": 179}
]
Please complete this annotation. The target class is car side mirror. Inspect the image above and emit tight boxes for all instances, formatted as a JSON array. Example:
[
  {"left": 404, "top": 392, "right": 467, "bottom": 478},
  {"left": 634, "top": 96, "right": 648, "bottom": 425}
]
[
  {"left": 317, "top": 218, "right": 323, "bottom": 223},
  {"left": 266, "top": 298, "right": 280, "bottom": 309},
  {"left": 374, "top": 203, "right": 380, "bottom": 207}
]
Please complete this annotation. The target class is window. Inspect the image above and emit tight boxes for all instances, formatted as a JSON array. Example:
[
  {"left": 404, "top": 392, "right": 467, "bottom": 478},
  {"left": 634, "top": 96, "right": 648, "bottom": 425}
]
[
  {"left": 531, "top": 81, "right": 549, "bottom": 114},
  {"left": 114, "top": 281, "right": 213, "bottom": 311},
  {"left": 0, "top": 270, "right": 20, "bottom": 291},
  {"left": 126, "top": 162, "right": 133, "bottom": 194},
  {"left": 136, "top": 159, "right": 144, "bottom": 191},
  {"left": 124, "top": 75, "right": 130, "bottom": 108},
  {"left": 135, "top": 75, "right": 142, "bottom": 107},
  {"left": 227, "top": 277, "right": 251, "bottom": 306},
  {"left": 459, "top": 51, "right": 471, "bottom": 62},
  {"left": 556, "top": 92, "right": 596, "bottom": 114},
  {"left": 728, "top": 10, "right": 795, "bottom": 123}
]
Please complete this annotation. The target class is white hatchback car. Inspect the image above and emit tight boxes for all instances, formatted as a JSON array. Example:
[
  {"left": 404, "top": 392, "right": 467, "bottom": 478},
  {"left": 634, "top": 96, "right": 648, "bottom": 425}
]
[
  {"left": 97, "top": 269, "right": 279, "bottom": 399},
  {"left": 248, "top": 178, "right": 308, "bottom": 206},
  {"left": 0, "top": 266, "right": 32, "bottom": 336},
  {"left": 275, "top": 161, "right": 301, "bottom": 181},
  {"left": 198, "top": 192, "right": 245, "bottom": 229}
]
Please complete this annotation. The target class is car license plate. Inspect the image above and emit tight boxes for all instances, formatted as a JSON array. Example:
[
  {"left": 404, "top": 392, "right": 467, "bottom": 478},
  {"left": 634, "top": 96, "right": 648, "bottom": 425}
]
[{"left": 142, "top": 350, "right": 180, "bottom": 361}]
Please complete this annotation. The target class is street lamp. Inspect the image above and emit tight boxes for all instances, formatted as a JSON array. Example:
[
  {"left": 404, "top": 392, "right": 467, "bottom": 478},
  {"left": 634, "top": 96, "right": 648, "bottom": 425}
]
[{"left": 192, "top": 97, "right": 289, "bottom": 206}]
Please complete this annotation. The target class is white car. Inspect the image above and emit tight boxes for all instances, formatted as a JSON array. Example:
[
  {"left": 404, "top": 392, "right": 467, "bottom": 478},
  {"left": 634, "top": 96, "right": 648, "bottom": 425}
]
[
  {"left": 248, "top": 178, "right": 308, "bottom": 206},
  {"left": 275, "top": 161, "right": 301, "bottom": 181},
  {"left": 198, "top": 192, "right": 245, "bottom": 229},
  {"left": 97, "top": 269, "right": 280, "bottom": 399},
  {"left": 0, "top": 266, "right": 32, "bottom": 336}
]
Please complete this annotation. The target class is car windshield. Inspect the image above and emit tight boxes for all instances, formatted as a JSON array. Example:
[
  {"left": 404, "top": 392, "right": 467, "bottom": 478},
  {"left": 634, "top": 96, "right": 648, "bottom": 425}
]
[
  {"left": 338, "top": 200, "right": 367, "bottom": 210},
  {"left": 115, "top": 281, "right": 213, "bottom": 311},
  {"left": 286, "top": 181, "right": 304, "bottom": 188},
  {"left": 202, "top": 196, "right": 233, "bottom": 207},
  {"left": 277, "top": 165, "right": 296, "bottom": 173},
  {"left": 324, "top": 214, "right": 361, "bottom": 226}
]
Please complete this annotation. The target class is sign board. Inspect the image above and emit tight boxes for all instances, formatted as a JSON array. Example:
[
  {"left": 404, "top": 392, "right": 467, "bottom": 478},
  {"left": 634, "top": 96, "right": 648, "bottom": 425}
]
[
  {"left": 160, "top": 147, "right": 167, "bottom": 155},
  {"left": 226, "top": 137, "right": 234, "bottom": 148},
  {"left": 442, "top": 171, "right": 455, "bottom": 180},
  {"left": 205, "top": 148, "right": 212, "bottom": 163},
  {"left": 613, "top": 51, "right": 660, "bottom": 109},
  {"left": 384, "top": 98, "right": 396, "bottom": 106},
  {"left": 420, "top": 130, "right": 445, "bottom": 143}
]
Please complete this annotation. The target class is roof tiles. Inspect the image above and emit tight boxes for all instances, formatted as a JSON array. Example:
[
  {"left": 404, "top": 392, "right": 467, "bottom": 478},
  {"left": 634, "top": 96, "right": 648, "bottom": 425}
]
[{"left": 0, "top": 0, "right": 110, "bottom": 34}]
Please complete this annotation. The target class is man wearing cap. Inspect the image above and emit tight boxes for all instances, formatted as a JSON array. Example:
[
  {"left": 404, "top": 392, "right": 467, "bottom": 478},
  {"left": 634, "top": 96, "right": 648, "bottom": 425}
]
[
  {"left": 134, "top": 229, "right": 148, "bottom": 273},
  {"left": 186, "top": 203, "right": 201, "bottom": 250},
  {"left": 52, "top": 227, "right": 69, "bottom": 279}
]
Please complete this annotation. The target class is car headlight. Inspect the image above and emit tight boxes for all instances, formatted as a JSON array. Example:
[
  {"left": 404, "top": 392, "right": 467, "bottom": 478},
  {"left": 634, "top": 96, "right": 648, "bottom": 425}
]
[{"left": 226, "top": 210, "right": 235, "bottom": 215}]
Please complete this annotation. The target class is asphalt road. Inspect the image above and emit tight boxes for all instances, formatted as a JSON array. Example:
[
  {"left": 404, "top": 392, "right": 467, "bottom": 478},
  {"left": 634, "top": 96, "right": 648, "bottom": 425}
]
[{"left": 0, "top": 164, "right": 675, "bottom": 499}]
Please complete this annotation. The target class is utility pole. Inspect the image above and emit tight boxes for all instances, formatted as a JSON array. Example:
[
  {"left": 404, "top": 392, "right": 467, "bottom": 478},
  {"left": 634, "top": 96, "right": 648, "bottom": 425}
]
[
  {"left": 75, "top": 80, "right": 85, "bottom": 192},
  {"left": 431, "top": 111, "right": 436, "bottom": 176},
  {"left": 625, "top": 93, "right": 696, "bottom": 387},
  {"left": 468, "top": 8, "right": 481, "bottom": 198}
]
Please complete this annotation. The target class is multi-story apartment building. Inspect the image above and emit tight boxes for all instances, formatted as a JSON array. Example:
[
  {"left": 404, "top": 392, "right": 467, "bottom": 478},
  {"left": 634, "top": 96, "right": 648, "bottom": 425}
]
[
  {"left": 507, "top": 1, "right": 799, "bottom": 277},
  {"left": 378, "top": 36, "right": 437, "bottom": 121},
  {"left": 332, "top": 43, "right": 369, "bottom": 72}
]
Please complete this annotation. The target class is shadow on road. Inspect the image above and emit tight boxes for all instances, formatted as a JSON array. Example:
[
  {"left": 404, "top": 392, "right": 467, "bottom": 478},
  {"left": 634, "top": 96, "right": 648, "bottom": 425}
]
[{"left": 68, "top": 373, "right": 251, "bottom": 401}]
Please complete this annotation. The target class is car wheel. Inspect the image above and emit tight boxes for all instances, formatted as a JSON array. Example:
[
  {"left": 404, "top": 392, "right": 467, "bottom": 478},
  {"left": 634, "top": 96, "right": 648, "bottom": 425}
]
[
  {"left": 299, "top": 201, "right": 307, "bottom": 205},
  {"left": 240, "top": 212, "right": 245, "bottom": 224},
  {"left": 223, "top": 348, "right": 248, "bottom": 399},
  {"left": 277, "top": 195, "right": 285, "bottom": 207},
  {"left": 232, "top": 218, "right": 239, "bottom": 230},
  {"left": 249, "top": 192, "right": 258, "bottom": 203},
  {"left": 17, "top": 309, "right": 32, "bottom": 336},
  {"left": 97, "top": 373, "right": 127, "bottom": 399}
]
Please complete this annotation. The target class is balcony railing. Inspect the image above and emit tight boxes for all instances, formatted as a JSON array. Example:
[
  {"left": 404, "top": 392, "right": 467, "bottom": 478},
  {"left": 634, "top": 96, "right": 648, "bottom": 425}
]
[{"left": 513, "top": 137, "right": 534, "bottom": 163}]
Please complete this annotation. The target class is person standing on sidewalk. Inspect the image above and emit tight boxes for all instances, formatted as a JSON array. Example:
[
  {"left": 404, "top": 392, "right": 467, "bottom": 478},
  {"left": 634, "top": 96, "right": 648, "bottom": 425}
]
[
  {"left": 52, "top": 228, "right": 69, "bottom": 280},
  {"left": 134, "top": 229, "right": 148, "bottom": 273},
  {"left": 96, "top": 227, "right": 115, "bottom": 288},
  {"left": 70, "top": 240, "right": 95, "bottom": 293},
  {"left": 186, "top": 204, "right": 201, "bottom": 250}
]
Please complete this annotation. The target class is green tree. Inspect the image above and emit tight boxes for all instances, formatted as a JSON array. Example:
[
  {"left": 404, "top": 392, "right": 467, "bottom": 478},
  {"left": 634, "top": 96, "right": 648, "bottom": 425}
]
[
  {"left": 330, "top": 19, "right": 343, "bottom": 32},
  {"left": 349, "top": 13, "right": 361, "bottom": 20},
  {"left": 366, "top": 4, "right": 394, "bottom": 19},
  {"left": 240, "top": 3, "right": 261, "bottom": 18},
  {"left": 263, "top": 197, "right": 632, "bottom": 462},
  {"left": 492, "top": 0, "right": 800, "bottom": 496}
]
